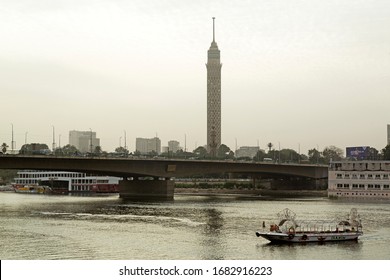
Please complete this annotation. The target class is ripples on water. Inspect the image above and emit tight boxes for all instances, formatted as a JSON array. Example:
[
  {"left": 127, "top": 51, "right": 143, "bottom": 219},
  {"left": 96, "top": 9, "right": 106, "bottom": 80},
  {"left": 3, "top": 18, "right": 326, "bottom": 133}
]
[{"left": 0, "top": 193, "right": 389, "bottom": 260}]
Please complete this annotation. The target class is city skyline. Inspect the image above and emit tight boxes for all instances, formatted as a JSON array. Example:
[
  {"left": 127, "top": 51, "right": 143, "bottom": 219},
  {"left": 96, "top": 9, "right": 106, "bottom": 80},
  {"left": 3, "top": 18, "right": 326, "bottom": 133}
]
[{"left": 1, "top": 0, "right": 389, "bottom": 154}]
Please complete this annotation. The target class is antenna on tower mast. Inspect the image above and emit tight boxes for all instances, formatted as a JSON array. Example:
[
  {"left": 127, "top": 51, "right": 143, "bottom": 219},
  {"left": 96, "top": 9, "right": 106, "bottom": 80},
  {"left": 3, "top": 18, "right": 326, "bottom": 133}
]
[{"left": 212, "top": 17, "right": 215, "bottom": 42}]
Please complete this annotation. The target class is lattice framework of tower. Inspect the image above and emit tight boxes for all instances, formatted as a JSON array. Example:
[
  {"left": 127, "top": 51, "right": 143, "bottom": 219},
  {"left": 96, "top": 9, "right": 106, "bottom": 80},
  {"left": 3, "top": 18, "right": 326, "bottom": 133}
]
[{"left": 206, "top": 17, "right": 222, "bottom": 157}]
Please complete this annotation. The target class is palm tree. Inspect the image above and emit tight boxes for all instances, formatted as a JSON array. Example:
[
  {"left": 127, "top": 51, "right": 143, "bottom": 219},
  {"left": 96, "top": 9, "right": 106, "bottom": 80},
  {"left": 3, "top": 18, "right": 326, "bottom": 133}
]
[{"left": 267, "top": 142, "right": 273, "bottom": 152}]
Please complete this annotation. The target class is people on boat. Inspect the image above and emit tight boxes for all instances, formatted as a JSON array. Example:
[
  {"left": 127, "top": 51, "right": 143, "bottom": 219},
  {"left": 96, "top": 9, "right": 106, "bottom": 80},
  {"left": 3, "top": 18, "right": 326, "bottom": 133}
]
[{"left": 270, "top": 224, "right": 281, "bottom": 233}]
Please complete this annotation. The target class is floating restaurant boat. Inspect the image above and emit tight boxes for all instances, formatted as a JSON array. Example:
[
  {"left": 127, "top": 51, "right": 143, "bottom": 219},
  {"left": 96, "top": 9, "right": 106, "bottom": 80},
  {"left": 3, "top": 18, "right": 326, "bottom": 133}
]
[
  {"left": 12, "top": 170, "right": 120, "bottom": 194},
  {"left": 255, "top": 208, "right": 363, "bottom": 243},
  {"left": 328, "top": 161, "right": 390, "bottom": 199}
]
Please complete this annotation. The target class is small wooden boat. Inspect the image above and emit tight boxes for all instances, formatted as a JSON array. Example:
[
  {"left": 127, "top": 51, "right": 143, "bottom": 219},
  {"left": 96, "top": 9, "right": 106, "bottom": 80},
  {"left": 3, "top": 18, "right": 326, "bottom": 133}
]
[
  {"left": 13, "top": 184, "right": 52, "bottom": 194},
  {"left": 256, "top": 208, "right": 362, "bottom": 243}
]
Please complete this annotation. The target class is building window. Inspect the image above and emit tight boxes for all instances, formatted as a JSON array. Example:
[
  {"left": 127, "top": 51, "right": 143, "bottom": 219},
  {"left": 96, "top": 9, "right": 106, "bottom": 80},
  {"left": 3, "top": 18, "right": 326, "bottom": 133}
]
[
  {"left": 336, "top": 174, "right": 342, "bottom": 179},
  {"left": 368, "top": 184, "right": 374, "bottom": 189},
  {"left": 375, "top": 175, "right": 381, "bottom": 180},
  {"left": 359, "top": 184, "right": 365, "bottom": 189},
  {"left": 352, "top": 184, "right": 358, "bottom": 189},
  {"left": 344, "top": 174, "right": 350, "bottom": 179},
  {"left": 375, "top": 184, "right": 381, "bottom": 189},
  {"left": 337, "top": 184, "right": 343, "bottom": 189},
  {"left": 359, "top": 174, "right": 365, "bottom": 179},
  {"left": 368, "top": 174, "right": 373, "bottom": 179},
  {"left": 352, "top": 174, "right": 358, "bottom": 179},
  {"left": 384, "top": 185, "right": 389, "bottom": 189},
  {"left": 343, "top": 184, "right": 349, "bottom": 188}
]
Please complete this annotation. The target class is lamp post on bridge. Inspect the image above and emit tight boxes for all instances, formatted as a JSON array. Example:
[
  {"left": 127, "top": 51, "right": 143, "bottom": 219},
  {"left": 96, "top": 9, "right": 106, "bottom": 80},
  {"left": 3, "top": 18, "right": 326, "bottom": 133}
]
[
  {"left": 89, "top": 128, "right": 93, "bottom": 154},
  {"left": 10, "top": 123, "right": 15, "bottom": 154},
  {"left": 124, "top": 130, "right": 127, "bottom": 151},
  {"left": 52, "top": 125, "right": 56, "bottom": 152}
]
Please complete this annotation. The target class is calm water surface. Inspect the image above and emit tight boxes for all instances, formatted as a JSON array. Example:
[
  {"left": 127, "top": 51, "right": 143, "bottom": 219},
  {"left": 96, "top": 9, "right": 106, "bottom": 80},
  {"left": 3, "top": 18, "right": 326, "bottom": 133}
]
[{"left": 0, "top": 192, "right": 389, "bottom": 260}]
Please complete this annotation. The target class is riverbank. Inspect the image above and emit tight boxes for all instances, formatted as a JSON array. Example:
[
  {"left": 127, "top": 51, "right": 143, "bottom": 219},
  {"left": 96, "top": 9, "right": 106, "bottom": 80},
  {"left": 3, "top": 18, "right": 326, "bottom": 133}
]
[{"left": 174, "top": 188, "right": 327, "bottom": 198}]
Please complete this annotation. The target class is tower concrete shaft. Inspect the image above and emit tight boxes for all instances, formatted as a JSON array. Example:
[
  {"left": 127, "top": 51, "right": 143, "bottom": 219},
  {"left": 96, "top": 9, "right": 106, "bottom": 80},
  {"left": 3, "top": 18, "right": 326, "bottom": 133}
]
[{"left": 206, "top": 17, "right": 222, "bottom": 157}]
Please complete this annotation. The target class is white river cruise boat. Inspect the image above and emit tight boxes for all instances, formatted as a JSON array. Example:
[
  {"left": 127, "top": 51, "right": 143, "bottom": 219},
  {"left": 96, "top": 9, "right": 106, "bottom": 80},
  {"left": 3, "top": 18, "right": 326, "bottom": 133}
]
[
  {"left": 328, "top": 161, "right": 390, "bottom": 199},
  {"left": 13, "top": 170, "right": 120, "bottom": 194}
]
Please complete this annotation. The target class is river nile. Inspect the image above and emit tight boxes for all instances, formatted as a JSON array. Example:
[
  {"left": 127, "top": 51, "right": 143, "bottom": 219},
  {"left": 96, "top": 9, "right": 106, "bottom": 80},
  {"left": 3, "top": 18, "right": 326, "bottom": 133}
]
[{"left": 0, "top": 192, "right": 389, "bottom": 260}]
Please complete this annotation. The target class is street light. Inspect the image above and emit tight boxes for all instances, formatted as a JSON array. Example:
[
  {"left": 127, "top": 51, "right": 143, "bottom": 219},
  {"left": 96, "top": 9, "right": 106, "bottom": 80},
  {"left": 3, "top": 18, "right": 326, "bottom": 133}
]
[
  {"left": 52, "top": 125, "right": 55, "bottom": 151},
  {"left": 316, "top": 144, "right": 319, "bottom": 164},
  {"left": 124, "top": 130, "right": 127, "bottom": 151},
  {"left": 10, "top": 123, "right": 14, "bottom": 154},
  {"left": 298, "top": 143, "right": 301, "bottom": 163},
  {"left": 89, "top": 128, "right": 93, "bottom": 154}
]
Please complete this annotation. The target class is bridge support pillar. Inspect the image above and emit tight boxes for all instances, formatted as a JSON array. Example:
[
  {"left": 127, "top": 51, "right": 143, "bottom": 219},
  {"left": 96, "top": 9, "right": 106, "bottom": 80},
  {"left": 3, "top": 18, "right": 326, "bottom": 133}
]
[{"left": 119, "top": 178, "right": 174, "bottom": 201}]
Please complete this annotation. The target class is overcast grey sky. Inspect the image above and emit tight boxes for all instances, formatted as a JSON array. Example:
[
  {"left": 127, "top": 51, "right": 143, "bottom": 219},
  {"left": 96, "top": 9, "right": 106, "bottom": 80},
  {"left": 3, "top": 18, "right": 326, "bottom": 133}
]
[{"left": 1, "top": 0, "right": 389, "bottom": 154}]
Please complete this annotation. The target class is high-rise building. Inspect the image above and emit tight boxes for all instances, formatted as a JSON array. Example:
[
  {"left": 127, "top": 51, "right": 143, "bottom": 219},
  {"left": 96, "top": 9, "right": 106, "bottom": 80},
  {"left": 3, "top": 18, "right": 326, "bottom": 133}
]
[
  {"left": 69, "top": 130, "right": 100, "bottom": 153},
  {"left": 206, "top": 17, "right": 222, "bottom": 157},
  {"left": 135, "top": 137, "right": 161, "bottom": 155},
  {"left": 387, "top": 124, "right": 390, "bottom": 145},
  {"left": 168, "top": 140, "right": 181, "bottom": 153},
  {"left": 162, "top": 140, "right": 181, "bottom": 154}
]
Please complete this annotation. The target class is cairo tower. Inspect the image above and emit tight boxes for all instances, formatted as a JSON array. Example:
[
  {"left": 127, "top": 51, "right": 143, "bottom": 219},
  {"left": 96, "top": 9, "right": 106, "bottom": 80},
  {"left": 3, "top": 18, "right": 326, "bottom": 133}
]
[{"left": 206, "top": 17, "right": 222, "bottom": 157}]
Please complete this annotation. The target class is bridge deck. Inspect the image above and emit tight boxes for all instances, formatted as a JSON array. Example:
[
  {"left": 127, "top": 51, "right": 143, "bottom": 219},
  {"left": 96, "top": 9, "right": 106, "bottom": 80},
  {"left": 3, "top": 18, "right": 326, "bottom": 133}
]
[{"left": 0, "top": 155, "right": 328, "bottom": 179}]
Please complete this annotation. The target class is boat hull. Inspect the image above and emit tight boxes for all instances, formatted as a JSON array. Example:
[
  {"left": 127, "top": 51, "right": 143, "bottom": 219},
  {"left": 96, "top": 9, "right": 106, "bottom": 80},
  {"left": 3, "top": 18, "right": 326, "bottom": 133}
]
[
  {"left": 13, "top": 185, "right": 51, "bottom": 194},
  {"left": 255, "top": 231, "right": 362, "bottom": 243}
]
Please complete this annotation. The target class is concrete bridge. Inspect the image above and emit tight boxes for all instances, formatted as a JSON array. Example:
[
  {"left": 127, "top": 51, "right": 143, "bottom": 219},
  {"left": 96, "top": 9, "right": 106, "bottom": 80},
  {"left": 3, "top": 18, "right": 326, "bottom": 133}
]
[{"left": 0, "top": 155, "right": 328, "bottom": 200}]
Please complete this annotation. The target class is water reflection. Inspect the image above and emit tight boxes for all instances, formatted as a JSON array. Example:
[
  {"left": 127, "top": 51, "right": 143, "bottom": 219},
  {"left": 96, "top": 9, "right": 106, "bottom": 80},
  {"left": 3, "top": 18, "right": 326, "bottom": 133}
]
[
  {"left": 201, "top": 208, "right": 225, "bottom": 259},
  {"left": 257, "top": 239, "right": 363, "bottom": 260}
]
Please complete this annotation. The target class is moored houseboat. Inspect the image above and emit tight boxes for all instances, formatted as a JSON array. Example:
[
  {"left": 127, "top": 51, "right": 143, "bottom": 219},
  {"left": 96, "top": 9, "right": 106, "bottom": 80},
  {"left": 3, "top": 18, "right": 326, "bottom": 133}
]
[
  {"left": 12, "top": 170, "right": 120, "bottom": 194},
  {"left": 328, "top": 161, "right": 390, "bottom": 199}
]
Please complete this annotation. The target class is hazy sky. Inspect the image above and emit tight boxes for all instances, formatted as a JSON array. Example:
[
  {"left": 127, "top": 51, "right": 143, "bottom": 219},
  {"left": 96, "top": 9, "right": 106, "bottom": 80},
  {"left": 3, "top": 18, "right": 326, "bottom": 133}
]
[{"left": 1, "top": 0, "right": 389, "bottom": 154}]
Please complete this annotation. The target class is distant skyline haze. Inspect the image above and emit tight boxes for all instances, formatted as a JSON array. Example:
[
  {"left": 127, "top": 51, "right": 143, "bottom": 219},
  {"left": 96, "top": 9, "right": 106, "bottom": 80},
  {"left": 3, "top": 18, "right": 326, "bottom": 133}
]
[{"left": 1, "top": 0, "right": 389, "bottom": 154}]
